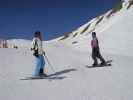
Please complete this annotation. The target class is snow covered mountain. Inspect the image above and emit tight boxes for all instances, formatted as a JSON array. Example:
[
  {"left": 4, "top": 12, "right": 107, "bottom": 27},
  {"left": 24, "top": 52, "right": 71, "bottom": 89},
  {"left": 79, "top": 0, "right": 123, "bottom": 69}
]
[
  {"left": 58, "top": 0, "right": 133, "bottom": 56},
  {"left": 7, "top": 39, "right": 31, "bottom": 48},
  {"left": 6, "top": 0, "right": 133, "bottom": 57}
]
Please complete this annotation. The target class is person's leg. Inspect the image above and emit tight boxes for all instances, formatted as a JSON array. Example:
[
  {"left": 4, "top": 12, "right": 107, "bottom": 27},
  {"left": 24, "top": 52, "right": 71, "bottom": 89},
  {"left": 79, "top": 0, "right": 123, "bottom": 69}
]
[
  {"left": 39, "top": 55, "right": 43, "bottom": 74},
  {"left": 39, "top": 55, "right": 46, "bottom": 76},
  {"left": 92, "top": 50, "right": 98, "bottom": 66},
  {"left": 39, "top": 68, "right": 43, "bottom": 74},
  {"left": 33, "top": 55, "right": 41, "bottom": 76},
  {"left": 97, "top": 50, "right": 106, "bottom": 65}
]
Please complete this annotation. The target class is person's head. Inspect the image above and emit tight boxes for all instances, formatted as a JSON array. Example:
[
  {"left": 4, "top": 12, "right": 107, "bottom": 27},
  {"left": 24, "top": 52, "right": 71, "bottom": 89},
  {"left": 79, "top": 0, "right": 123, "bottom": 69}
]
[
  {"left": 92, "top": 32, "right": 96, "bottom": 38},
  {"left": 34, "top": 31, "right": 42, "bottom": 40}
]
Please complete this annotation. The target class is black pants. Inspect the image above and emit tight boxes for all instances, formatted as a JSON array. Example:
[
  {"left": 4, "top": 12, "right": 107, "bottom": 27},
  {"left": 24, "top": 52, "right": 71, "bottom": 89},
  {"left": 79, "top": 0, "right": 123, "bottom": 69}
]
[{"left": 92, "top": 48, "right": 105, "bottom": 65}]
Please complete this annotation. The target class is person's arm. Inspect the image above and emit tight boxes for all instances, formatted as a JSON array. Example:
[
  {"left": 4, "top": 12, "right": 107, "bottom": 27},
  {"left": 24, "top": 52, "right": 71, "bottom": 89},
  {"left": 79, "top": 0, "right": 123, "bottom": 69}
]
[
  {"left": 97, "top": 38, "right": 99, "bottom": 46},
  {"left": 91, "top": 40, "right": 93, "bottom": 48},
  {"left": 43, "top": 50, "right": 45, "bottom": 55},
  {"left": 31, "top": 38, "right": 36, "bottom": 50}
]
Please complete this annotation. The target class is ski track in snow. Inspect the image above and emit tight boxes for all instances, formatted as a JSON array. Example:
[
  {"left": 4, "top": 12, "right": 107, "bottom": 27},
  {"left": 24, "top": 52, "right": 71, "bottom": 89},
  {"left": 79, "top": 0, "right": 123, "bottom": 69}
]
[{"left": 0, "top": 42, "right": 133, "bottom": 100}]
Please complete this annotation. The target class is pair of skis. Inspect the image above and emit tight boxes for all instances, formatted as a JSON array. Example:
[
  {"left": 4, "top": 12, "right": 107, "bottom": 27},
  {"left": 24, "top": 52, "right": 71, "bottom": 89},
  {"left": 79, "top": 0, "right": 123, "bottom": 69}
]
[
  {"left": 21, "top": 55, "right": 57, "bottom": 80},
  {"left": 22, "top": 58, "right": 112, "bottom": 80},
  {"left": 86, "top": 60, "right": 112, "bottom": 68}
]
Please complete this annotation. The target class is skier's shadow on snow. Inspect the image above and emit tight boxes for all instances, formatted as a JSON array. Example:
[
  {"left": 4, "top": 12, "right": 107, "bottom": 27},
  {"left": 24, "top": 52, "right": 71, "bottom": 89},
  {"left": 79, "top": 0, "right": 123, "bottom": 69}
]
[
  {"left": 21, "top": 68, "right": 77, "bottom": 81},
  {"left": 48, "top": 68, "right": 77, "bottom": 77}
]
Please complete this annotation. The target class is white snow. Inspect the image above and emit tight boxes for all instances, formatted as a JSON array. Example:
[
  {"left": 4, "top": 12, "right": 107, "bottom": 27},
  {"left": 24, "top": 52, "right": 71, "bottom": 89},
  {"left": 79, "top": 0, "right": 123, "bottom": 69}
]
[
  {"left": 1, "top": 1, "right": 133, "bottom": 100},
  {"left": 0, "top": 42, "right": 133, "bottom": 100},
  {"left": 7, "top": 39, "right": 31, "bottom": 48},
  {"left": 58, "top": 0, "right": 133, "bottom": 57}
]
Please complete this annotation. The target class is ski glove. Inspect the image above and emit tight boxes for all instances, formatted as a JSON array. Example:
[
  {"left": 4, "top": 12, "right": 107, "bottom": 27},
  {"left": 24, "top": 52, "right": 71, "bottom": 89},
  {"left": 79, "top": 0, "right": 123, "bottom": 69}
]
[{"left": 43, "top": 51, "right": 45, "bottom": 56}]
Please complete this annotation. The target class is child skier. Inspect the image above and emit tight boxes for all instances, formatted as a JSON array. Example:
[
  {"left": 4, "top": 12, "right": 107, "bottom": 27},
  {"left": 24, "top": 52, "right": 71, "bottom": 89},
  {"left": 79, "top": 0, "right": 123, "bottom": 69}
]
[
  {"left": 31, "top": 31, "right": 47, "bottom": 76},
  {"left": 91, "top": 32, "right": 106, "bottom": 66}
]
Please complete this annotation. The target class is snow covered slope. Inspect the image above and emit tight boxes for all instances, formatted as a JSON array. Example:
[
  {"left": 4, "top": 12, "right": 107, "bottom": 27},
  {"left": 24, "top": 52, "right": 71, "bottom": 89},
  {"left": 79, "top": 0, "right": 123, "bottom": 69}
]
[
  {"left": 0, "top": 41, "right": 133, "bottom": 100},
  {"left": 1, "top": 0, "right": 133, "bottom": 100},
  {"left": 58, "top": 0, "right": 133, "bottom": 56},
  {"left": 7, "top": 39, "right": 31, "bottom": 48}
]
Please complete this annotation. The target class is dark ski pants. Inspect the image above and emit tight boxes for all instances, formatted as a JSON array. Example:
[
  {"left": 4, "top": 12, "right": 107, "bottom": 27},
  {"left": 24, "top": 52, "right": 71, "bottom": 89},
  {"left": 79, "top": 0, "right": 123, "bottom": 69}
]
[{"left": 92, "top": 48, "right": 105, "bottom": 65}]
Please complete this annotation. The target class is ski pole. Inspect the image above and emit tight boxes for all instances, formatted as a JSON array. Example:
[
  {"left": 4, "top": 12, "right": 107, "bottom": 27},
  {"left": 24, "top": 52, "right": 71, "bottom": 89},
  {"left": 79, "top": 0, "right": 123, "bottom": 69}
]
[{"left": 44, "top": 55, "right": 55, "bottom": 73}]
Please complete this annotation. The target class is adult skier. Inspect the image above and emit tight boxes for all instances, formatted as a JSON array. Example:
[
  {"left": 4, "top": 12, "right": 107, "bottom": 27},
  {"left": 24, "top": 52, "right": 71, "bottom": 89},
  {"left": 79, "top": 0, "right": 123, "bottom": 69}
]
[
  {"left": 91, "top": 32, "right": 106, "bottom": 66},
  {"left": 31, "top": 31, "right": 47, "bottom": 76}
]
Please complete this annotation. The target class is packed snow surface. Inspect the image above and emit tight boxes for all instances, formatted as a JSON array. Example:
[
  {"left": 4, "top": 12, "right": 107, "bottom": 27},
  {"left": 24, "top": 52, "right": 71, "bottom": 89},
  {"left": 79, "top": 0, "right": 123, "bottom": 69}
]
[
  {"left": 1, "top": 1, "right": 133, "bottom": 100},
  {"left": 0, "top": 41, "right": 133, "bottom": 100}
]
